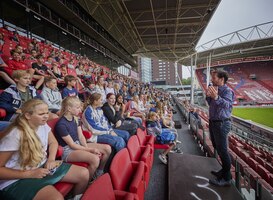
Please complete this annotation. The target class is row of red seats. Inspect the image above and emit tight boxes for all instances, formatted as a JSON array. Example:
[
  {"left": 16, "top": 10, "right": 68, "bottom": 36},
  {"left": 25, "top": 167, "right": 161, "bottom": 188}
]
[
  {"left": 0, "top": 27, "right": 111, "bottom": 74},
  {"left": 229, "top": 135, "right": 273, "bottom": 173},
  {"left": 228, "top": 136, "right": 273, "bottom": 193},
  {"left": 46, "top": 117, "right": 171, "bottom": 199}
]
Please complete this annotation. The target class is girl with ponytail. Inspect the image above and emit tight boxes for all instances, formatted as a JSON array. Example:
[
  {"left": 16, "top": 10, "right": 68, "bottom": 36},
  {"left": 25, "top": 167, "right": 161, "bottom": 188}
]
[
  {"left": 54, "top": 96, "right": 111, "bottom": 180},
  {"left": 0, "top": 99, "right": 89, "bottom": 200}
]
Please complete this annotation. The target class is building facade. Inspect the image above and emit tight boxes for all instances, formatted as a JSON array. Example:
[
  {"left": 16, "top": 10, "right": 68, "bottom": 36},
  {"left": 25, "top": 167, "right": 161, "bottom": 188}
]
[
  {"left": 138, "top": 57, "right": 152, "bottom": 83},
  {"left": 151, "top": 58, "right": 183, "bottom": 85},
  {"left": 138, "top": 56, "right": 183, "bottom": 85}
]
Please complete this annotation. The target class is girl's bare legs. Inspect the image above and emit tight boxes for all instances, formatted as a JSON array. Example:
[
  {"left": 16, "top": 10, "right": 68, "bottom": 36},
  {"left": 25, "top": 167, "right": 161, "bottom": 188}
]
[
  {"left": 34, "top": 185, "right": 63, "bottom": 200},
  {"left": 60, "top": 164, "right": 89, "bottom": 195},
  {"left": 87, "top": 143, "right": 111, "bottom": 170},
  {"left": 66, "top": 150, "right": 100, "bottom": 180},
  {"left": 162, "top": 143, "right": 175, "bottom": 156}
]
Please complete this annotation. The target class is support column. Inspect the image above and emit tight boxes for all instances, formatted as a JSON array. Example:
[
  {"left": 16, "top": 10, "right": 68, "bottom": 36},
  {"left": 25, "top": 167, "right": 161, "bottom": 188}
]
[{"left": 190, "top": 55, "right": 194, "bottom": 104}]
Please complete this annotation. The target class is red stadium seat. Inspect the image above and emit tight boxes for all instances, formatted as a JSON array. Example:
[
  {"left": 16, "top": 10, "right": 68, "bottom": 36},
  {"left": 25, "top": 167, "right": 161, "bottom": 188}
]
[
  {"left": 269, "top": 174, "right": 273, "bottom": 187},
  {"left": 136, "top": 129, "right": 155, "bottom": 149},
  {"left": 265, "top": 162, "right": 273, "bottom": 174},
  {"left": 257, "top": 164, "right": 270, "bottom": 182},
  {"left": 244, "top": 167, "right": 261, "bottom": 189},
  {"left": 246, "top": 157, "right": 258, "bottom": 171},
  {"left": 82, "top": 130, "right": 92, "bottom": 139},
  {"left": 82, "top": 173, "right": 137, "bottom": 200},
  {"left": 125, "top": 101, "right": 131, "bottom": 112},
  {"left": 0, "top": 108, "right": 6, "bottom": 119},
  {"left": 255, "top": 156, "right": 266, "bottom": 167},
  {"left": 127, "top": 135, "right": 153, "bottom": 185},
  {"left": 54, "top": 182, "right": 74, "bottom": 196},
  {"left": 47, "top": 118, "right": 59, "bottom": 129},
  {"left": 109, "top": 148, "right": 145, "bottom": 200}
]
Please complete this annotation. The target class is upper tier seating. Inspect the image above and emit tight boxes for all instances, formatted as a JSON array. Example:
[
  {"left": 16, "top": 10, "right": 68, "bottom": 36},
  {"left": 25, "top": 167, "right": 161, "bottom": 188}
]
[{"left": 196, "top": 61, "right": 273, "bottom": 104}]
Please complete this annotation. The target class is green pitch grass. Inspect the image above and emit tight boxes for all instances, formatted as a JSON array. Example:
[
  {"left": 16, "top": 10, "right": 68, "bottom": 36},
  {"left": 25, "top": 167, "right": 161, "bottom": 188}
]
[{"left": 232, "top": 107, "right": 273, "bottom": 128}]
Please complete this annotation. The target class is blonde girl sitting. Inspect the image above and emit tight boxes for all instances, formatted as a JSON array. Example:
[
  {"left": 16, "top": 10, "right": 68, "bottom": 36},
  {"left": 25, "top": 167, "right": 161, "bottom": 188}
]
[
  {"left": 0, "top": 99, "right": 89, "bottom": 200},
  {"left": 54, "top": 96, "right": 111, "bottom": 180}
]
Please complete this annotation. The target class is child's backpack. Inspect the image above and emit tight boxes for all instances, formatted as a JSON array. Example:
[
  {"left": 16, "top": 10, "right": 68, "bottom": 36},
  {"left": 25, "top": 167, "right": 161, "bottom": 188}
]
[{"left": 156, "top": 131, "right": 175, "bottom": 144}]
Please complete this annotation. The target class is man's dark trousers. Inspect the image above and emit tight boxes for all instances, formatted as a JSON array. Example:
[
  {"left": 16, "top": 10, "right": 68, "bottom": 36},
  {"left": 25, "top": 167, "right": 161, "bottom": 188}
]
[{"left": 209, "top": 120, "right": 232, "bottom": 180}]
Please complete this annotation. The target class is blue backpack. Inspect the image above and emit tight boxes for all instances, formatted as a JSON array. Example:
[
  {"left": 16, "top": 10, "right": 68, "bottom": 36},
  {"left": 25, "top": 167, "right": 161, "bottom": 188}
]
[{"left": 156, "top": 131, "right": 175, "bottom": 144}]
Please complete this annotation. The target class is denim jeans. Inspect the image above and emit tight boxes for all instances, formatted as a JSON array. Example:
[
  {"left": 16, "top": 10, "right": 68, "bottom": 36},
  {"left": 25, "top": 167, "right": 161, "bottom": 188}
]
[
  {"left": 0, "top": 121, "right": 10, "bottom": 132},
  {"left": 209, "top": 120, "right": 232, "bottom": 180},
  {"left": 97, "top": 134, "right": 126, "bottom": 152},
  {"left": 113, "top": 129, "right": 130, "bottom": 143}
]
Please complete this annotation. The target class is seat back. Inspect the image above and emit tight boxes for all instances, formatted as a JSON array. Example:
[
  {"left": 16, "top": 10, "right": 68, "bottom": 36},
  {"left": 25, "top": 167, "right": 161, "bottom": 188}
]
[
  {"left": 0, "top": 108, "right": 6, "bottom": 119},
  {"left": 127, "top": 136, "right": 141, "bottom": 161},
  {"left": 257, "top": 164, "right": 270, "bottom": 182},
  {"left": 82, "top": 130, "right": 92, "bottom": 139},
  {"left": 247, "top": 157, "right": 258, "bottom": 171},
  {"left": 81, "top": 173, "right": 115, "bottom": 200},
  {"left": 136, "top": 129, "right": 146, "bottom": 146},
  {"left": 110, "top": 148, "right": 133, "bottom": 191},
  {"left": 47, "top": 118, "right": 63, "bottom": 158},
  {"left": 125, "top": 101, "right": 131, "bottom": 112},
  {"left": 47, "top": 118, "right": 59, "bottom": 131}
]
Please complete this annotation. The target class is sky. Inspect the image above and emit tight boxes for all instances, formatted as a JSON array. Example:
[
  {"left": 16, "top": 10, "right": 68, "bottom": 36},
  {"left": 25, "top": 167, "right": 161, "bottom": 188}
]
[{"left": 182, "top": 0, "right": 273, "bottom": 78}]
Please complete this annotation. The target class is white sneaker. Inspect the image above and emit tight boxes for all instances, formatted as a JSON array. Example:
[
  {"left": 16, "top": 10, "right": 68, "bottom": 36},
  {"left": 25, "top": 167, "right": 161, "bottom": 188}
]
[
  {"left": 68, "top": 194, "right": 82, "bottom": 200},
  {"left": 158, "top": 154, "right": 168, "bottom": 164},
  {"left": 176, "top": 140, "right": 182, "bottom": 144}
]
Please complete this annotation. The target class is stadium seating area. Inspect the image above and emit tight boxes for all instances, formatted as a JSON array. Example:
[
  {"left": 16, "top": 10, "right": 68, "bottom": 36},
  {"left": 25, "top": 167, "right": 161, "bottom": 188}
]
[
  {"left": 1, "top": 16, "right": 273, "bottom": 199},
  {"left": 196, "top": 62, "right": 273, "bottom": 104},
  {"left": 48, "top": 117, "right": 154, "bottom": 199},
  {"left": 0, "top": 24, "right": 179, "bottom": 199}
]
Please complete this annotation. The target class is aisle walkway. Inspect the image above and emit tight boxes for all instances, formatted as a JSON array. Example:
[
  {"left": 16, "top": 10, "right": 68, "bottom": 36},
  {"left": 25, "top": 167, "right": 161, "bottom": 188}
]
[{"left": 144, "top": 106, "right": 203, "bottom": 200}]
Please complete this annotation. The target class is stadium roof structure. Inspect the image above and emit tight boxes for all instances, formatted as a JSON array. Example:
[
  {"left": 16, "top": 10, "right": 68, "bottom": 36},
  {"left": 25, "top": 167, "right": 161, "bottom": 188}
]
[
  {"left": 180, "top": 21, "right": 273, "bottom": 66},
  {"left": 74, "top": 0, "right": 220, "bottom": 64}
]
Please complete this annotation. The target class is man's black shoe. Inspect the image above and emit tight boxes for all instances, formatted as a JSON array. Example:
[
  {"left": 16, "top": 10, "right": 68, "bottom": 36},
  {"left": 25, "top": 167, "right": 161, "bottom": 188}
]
[
  {"left": 211, "top": 170, "right": 222, "bottom": 178},
  {"left": 209, "top": 178, "right": 231, "bottom": 187}
]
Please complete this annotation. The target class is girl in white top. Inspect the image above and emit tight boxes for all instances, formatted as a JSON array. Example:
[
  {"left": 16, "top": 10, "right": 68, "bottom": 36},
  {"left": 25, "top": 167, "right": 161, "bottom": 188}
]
[{"left": 0, "top": 99, "right": 89, "bottom": 200}]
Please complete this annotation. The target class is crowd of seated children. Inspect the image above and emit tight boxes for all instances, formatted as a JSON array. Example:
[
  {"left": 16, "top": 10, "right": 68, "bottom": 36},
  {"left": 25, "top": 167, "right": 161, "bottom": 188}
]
[
  {"left": 0, "top": 70, "right": 58, "bottom": 122},
  {"left": 115, "top": 93, "right": 145, "bottom": 129},
  {"left": 6, "top": 50, "right": 44, "bottom": 89},
  {"left": 62, "top": 75, "right": 79, "bottom": 99},
  {"left": 0, "top": 26, "right": 182, "bottom": 198},
  {"left": 129, "top": 94, "right": 146, "bottom": 122},
  {"left": 32, "top": 54, "right": 56, "bottom": 78},
  {"left": 40, "top": 76, "right": 62, "bottom": 115},
  {"left": 0, "top": 58, "right": 16, "bottom": 85},
  {"left": 0, "top": 99, "right": 89, "bottom": 200},
  {"left": 105, "top": 81, "right": 115, "bottom": 95},
  {"left": 84, "top": 79, "right": 96, "bottom": 96},
  {"left": 54, "top": 96, "right": 111, "bottom": 181},
  {"left": 82, "top": 93, "right": 130, "bottom": 152},
  {"left": 102, "top": 93, "right": 138, "bottom": 136},
  {"left": 94, "top": 76, "right": 106, "bottom": 103}
]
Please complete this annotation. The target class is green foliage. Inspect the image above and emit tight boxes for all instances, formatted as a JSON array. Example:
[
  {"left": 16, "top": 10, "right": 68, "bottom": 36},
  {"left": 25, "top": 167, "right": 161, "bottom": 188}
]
[{"left": 181, "top": 77, "right": 191, "bottom": 85}]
